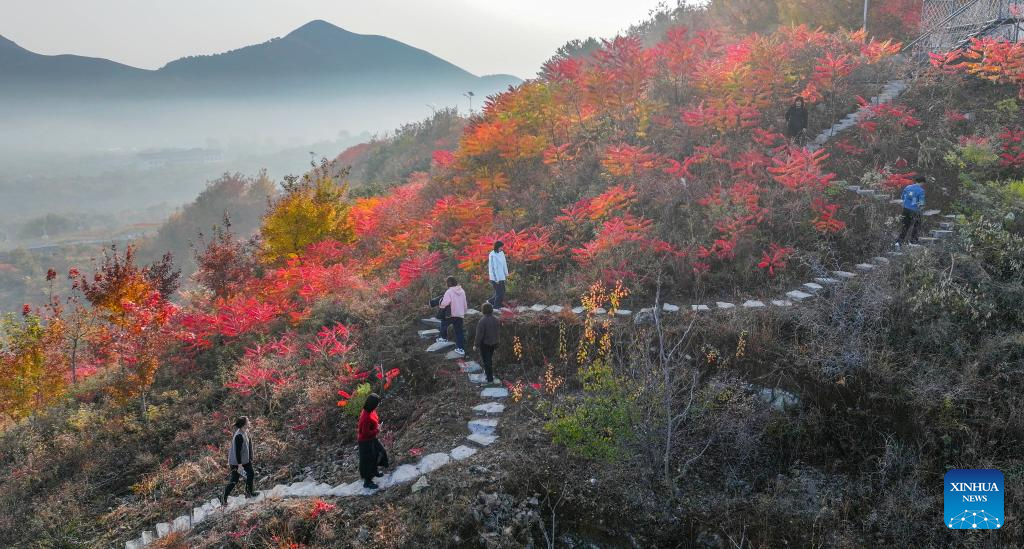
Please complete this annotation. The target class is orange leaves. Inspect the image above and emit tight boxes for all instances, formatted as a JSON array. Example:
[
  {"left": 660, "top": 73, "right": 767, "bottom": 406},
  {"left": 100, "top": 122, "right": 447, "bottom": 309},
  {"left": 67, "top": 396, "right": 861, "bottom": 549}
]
[
  {"left": 473, "top": 170, "right": 510, "bottom": 194},
  {"left": 811, "top": 51, "right": 854, "bottom": 88},
  {"left": 681, "top": 100, "right": 762, "bottom": 132},
  {"left": 767, "top": 147, "right": 835, "bottom": 191},
  {"left": 601, "top": 144, "right": 659, "bottom": 177},
  {"left": 382, "top": 251, "right": 443, "bottom": 294},
  {"left": 931, "top": 37, "right": 1024, "bottom": 98},
  {"left": 430, "top": 194, "right": 494, "bottom": 248},
  {"left": 556, "top": 184, "right": 637, "bottom": 227},
  {"left": 457, "top": 227, "right": 561, "bottom": 274},
  {"left": 811, "top": 199, "right": 845, "bottom": 234},
  {"left": 432, "top": 150, "right": 456, "bottom": 169},
  {"left": 460, "top": 119, "right": 547, "bottom": 161},
  {"left": 572, "top": 215, "right": 653, "bottom": 265},
  {"left": 860, "top": 39, "right": 901, "bottom": 63}
]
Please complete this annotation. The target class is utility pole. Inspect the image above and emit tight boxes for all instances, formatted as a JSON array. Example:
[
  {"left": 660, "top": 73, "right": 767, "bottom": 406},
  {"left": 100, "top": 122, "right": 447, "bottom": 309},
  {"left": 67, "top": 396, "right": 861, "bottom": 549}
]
[
  {"left": 463, "top": 91, "right": 475, "bottom": 115},
  {"left": 863, "top": 0, "right": 870, "bottom": 33}
]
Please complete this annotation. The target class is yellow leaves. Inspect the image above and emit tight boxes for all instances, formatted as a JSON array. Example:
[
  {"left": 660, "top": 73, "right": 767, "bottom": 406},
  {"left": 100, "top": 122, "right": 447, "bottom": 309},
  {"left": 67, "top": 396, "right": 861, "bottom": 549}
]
[
  {"left": 0, "top": 312, "right": 68, "bottom": 421},
  {"left": 261, "top": 174, "right": 354, "bottom": 263}
]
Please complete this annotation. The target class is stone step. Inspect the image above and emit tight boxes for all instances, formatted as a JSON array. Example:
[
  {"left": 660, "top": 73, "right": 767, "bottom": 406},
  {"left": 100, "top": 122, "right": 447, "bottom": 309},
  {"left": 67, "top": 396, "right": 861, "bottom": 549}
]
[
  {"left": 663, "top": 303, "right": 680, "bottom": 313},
  {"left": 426, "top": 340, "right": 454, "bottom": 353},
  {"left": 846, "top": 185, "right": 862, "bottom": 192},
  {"left": 417, "top": 328, "right": 440, "bottom": 339},
  {"left": 615, "top": 309, "right": 633, "bottom": 316},
  {"left": 460, "top": 361, "right": 482, "bottom": 374},
  {"left": 420, "top": 318, "right": 442, "bottom": 328},
  {"left": 923, "top": 209, "right": 941, "bottom": 217},
  {"left": 467, "top": 433, "right": 499, "bottom": 446},
  {"left": 466, "top": 308, "right": 481, "bottom": 316},
  {"left": 890, "top": 199, "right": 904, "bottom": 205},
  {"left": 855, "top": 263, "right": 876, "bottom": 272},
  {"left": 450, "top": 445, "right": 478, "bottom": 460},
  {"left": 444, "top": 349, "right": 466, "bottom": 360},
  {"left": 417, "top": 452, "right": 452, "bottom": 475},
  {"left": 918, "top": 237, "right": 939, "bottom": 244},
  {"left": 771, "top": 299, "right": 793, "bottom": 307},
  {"left": 716, "top": 302, "right": 736, "bottom": 310},
  {"left": 530, "top": 304, "right": 547, "bottom": 312},
  {"left": 742, "top": 300, "right": 766, "bottom": 308},
  {"left": 832, "top": 271, "right": 857, "bottom": 279},
  {"left": 931, "top": 229, "right": 954, "bottom": 238},
  {"left": 856, "top": 188, "right": 875, "bottom": 196},
  {"left": 942, "top": 214, "right": 957, "bottom": 220},
  {"left": 939, "top": 222, "right": 954, "bottom": 230},
  {"left": 872, "top": 256, "right": 891, "bottom": 265},
  {"left": 468, "top": 374, "right": 500, "bottom": 385},
  {"left": 545, "top": 305, "right": 564, "bottom": 314},
  {"left": 468, "top": 418, "right": 499, "bottom": 435},
  {"left": 691, "top": 304, "right": 710, "bottom": 312},
  {"left": 815, "top": 277, "right": 841, "bottom": 285},
  {"left": 481, "top": 387, "right": 509, "bottom": 399},
  {"left": 786, "top": 290, "right": 814, "bottom": 301},
  {"left": 473, "top": 402, "right": 505, "bottom": 415},
  {"left": 572, "top": 306, "right": 585, "bottom": 314},
  {"left": 802, "top": 282, "right": 825, "bottom": 292}
]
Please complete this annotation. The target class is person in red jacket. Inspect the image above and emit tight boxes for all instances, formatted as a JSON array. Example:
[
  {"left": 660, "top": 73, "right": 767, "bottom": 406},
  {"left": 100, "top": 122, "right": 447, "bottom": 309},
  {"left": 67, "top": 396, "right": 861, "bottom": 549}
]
[{"left": 357, "top": 393, "right": 388, "bottom": 489}]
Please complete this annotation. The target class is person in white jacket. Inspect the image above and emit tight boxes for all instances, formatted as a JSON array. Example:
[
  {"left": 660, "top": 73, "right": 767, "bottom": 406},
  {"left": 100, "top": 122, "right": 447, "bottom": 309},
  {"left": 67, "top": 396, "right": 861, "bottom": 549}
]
[{"left": 487, "top": 241, "right": 508, "bottom": 309}]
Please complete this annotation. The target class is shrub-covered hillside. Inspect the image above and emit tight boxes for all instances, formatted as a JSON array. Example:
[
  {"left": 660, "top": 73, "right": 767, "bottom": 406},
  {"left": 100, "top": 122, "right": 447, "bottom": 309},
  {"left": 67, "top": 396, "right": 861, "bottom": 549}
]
[{"left": 2, "top": 3, "right": 1024, "bottom": 548}]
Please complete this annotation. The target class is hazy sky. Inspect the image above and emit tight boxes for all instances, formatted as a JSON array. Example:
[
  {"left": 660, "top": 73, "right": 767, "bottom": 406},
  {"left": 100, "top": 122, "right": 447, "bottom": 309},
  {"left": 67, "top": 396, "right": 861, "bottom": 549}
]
[{"left": 1, "top": 0, "right": 670, "bottom": 78}]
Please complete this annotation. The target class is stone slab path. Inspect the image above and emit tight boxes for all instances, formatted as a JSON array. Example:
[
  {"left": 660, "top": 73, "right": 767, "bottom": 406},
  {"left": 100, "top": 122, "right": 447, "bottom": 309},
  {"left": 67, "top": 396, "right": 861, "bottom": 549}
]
[
  {"left": 125, "top": 321, "right": 509, "bottom": 548},
  {"left": 126, "top": 77, "right": 934, "bottom": 549}
]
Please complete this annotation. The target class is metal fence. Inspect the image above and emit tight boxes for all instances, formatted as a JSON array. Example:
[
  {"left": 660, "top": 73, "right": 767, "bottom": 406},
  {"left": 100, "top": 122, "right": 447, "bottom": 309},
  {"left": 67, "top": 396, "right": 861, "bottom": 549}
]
[{"left": 907, "top": 0, "right": 1023, "bottom": 54}]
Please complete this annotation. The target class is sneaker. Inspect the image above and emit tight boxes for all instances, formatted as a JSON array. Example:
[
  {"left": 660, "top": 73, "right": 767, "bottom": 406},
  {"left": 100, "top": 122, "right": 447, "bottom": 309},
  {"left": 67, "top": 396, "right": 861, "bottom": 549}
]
[
  {"left": 435, "top": 337, "right": 448, "bottom": 343},
  {"left": 454, "top": 348, "right": 466, "bottom": 356},
  {"left": 374, "top": 471, "right": 385, "bottom": 478},
  {"left": 363, "top": 480, "right": 379, "bottom": 490}
]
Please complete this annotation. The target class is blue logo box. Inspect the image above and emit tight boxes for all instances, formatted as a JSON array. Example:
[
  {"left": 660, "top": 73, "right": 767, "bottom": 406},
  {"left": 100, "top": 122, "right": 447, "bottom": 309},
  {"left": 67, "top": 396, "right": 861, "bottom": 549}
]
[{"left": 945, "top": 469, "right": 1004, "bottom": 529}]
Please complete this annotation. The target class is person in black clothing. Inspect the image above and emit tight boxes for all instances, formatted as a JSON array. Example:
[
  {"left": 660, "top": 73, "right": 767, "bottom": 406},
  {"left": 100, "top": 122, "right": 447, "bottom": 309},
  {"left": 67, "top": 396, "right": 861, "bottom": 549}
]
[
  {"left": 221, "top": 416, "right": 259, "bottom": 505},
  {"left": 473, "top": 303, "right": 501, "bottom": 384},
  {"left": 785, "top": 97, "right": 809, "bottom": 143}
]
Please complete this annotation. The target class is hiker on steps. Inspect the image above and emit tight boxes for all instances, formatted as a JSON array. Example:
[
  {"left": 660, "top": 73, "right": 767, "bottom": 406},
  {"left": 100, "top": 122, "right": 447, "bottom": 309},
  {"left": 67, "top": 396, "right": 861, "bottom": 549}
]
[
  {"left": 785, "top": 97, "right": 809, "bottom": 145},
  {"left": 221, "top": 416, "right": 259, "bottom": 505},
  {"left": 896, "top": 175, "right": 926, "bottom": 247},
  {"left": 358, "top": 393, "right": 389, "bottom": 490},
  {"left": 473, "top": 302, "right": 501, "bottom": 385},
  {"left": 437, "top": 276, "right": 468, "bottom": 356},
  {"left": 487, "top": 240, "right": 508, "bottom": 309}
]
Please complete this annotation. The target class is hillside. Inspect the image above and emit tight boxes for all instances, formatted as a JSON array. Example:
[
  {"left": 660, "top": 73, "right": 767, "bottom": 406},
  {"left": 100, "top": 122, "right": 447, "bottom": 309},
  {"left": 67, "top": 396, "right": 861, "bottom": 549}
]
[{"left": 2, "top": 5, "right": 1024, "bottom": 549}]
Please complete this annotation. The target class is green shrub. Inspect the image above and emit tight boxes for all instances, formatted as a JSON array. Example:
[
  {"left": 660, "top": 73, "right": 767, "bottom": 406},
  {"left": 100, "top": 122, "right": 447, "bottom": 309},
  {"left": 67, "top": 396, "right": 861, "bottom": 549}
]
[
  {"left": 545, "top": 358, "right": 637, "bottom": 461},
  {"left": 343, "top": 383, "right": 372, "bottom": 417}
]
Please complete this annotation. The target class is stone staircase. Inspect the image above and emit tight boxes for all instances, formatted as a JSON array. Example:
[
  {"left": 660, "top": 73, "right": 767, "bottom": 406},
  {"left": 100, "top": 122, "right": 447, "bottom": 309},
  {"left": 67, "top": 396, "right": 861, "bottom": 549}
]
[
  {"left": 124, "top": 76, "right": 934, "bottom": 549},
  {"left": 124, "top": 312, "right": 509, "bottom": 549},
  {"left": 806, "top": 79, "right": 910, "bottom": 152}
]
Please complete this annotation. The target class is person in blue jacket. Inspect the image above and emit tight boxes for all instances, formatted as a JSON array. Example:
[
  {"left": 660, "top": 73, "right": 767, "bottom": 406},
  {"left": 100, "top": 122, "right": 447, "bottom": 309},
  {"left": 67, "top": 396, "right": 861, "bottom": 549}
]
[{"left": 897, "top": 176, "right": 926, "bottom": 246}]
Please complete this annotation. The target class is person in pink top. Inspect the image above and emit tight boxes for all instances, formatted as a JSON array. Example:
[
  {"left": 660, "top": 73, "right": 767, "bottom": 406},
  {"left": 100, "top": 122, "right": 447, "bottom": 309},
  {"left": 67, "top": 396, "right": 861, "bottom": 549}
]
[{"left": 437, "top": 276, "right": 468, "bottom": 356}]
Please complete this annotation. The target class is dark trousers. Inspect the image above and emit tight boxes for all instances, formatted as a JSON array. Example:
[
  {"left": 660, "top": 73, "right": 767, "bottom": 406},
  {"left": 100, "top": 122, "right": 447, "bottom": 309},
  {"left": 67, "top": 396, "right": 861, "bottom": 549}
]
[
  {"left": 441, "top": 316, "right": 465, "bottom": 349},
  {"left": 358, "top": 439, "right": 389, "bottom": 481},
  {"left": 489, "top": 281, "right": 506, "bottom": 309},
  {"left": 898, "top": 208, "right": 922, "bottom": 243},
  {"left": 224, "top": 462, "right": 255, "bottom": 499},
  {"left": 480, "top": 343, "right": 497, "bottom": 382}
]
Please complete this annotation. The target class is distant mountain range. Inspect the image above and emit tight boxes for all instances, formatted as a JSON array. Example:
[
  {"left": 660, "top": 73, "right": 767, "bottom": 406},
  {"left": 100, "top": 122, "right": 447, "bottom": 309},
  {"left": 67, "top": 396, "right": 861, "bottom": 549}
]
[{"left": 0, "top": 20, "right": 520, "bottom": 98}]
